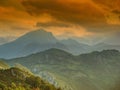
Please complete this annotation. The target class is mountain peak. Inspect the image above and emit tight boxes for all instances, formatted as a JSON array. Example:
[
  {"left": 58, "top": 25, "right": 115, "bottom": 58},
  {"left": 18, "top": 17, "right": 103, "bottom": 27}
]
[
  {"left": 16, "top": 29, "right": 57, "bottom": 44},
  {"left": 0, "top": 29, "right": 59, "bottom": 59},
  {"left": 29, "top": 29, "right": 49, "bottom": 33},
  {"left": 41, "top": 48, "right": 72, "bottom": 55},
  {"left": 26, "top": 29, "right": 52, "bottom": 36}
]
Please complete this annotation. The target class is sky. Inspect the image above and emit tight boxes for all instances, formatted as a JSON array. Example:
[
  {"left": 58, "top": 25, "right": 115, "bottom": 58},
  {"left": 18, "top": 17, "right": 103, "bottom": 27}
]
[{"left": 0, "top": 0, "right": 120, "bottom": 45}]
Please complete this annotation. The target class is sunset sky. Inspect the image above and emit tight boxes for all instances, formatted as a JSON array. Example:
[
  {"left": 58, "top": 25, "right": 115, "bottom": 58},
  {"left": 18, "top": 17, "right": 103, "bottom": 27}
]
[{"left": 0, "top": 0, "right": 120, "bottom": 45}]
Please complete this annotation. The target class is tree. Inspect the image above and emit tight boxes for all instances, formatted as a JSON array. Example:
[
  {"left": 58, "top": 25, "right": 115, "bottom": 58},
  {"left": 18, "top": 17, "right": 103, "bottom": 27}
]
[{"left": 25, "top": 76, "right": 42, "bottom": 88}]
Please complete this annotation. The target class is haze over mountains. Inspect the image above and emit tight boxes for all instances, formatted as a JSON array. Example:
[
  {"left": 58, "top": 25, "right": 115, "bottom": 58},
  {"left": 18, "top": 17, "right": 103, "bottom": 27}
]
[
  {"left": 0, "top": 0, "right": 120, "bottom": 90},
  {"left": 0, "top": 29, "right": 67, "bottom": 59},
  {"left": 6, "top": 49, "right": 120, "bottom": 90},
  {"left": 0, "top": 29, "right": 120, "bottom": 59}
]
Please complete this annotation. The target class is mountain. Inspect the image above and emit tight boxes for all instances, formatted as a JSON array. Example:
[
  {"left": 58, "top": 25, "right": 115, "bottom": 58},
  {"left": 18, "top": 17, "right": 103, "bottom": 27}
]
[
  {"left": 0, "top": 65, "right": 61, "bottom": 90},
  {"left": 77, "top": 49, "right": 120, "bottom": 69},
  {"left": 61, "top": 39, "right": 120, "bottom": 55},
  {"left": 6, "top": 49, "right": 120, "bottom": 90},
  {"left": 0, "top": 29, "right": 120, "bottom": 59},
  {"left": 0, "top": 29, "right": 68, "bottom": 59},
  {"left": 60, "top": 38, "right": 90, "bottom": 54},
  {"left": 7, "top": 48, "right": 74, "bottom": 65},
  {"left": 76, "top": 49, "right": 120, "bottom": 90},
  {"left": 92, "top": 43, "right": 120, "bottom": 51}
]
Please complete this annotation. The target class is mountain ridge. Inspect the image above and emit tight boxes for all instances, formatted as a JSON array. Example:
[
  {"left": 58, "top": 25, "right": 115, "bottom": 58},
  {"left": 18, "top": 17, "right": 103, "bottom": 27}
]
[
  {"left": 0, "top": 29, "right": 68, "bottom": 59},
  {"left": 0, "top": 29, "right": 120, "bottom": 59},
  {"left": 5, "top": 48, "right": 120, "bottom": 90}
]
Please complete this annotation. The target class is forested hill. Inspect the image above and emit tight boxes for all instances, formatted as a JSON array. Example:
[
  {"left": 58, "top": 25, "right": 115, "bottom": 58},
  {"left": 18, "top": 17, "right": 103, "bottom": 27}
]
[{"left": 0, "top": 62, "right": 61, "bottom": 90}]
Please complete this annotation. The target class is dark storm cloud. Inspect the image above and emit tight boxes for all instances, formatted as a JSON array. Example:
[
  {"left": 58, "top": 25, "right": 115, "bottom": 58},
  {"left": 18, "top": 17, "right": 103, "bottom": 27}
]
[
  {"left": 0, "top": 0, "right": 120, "bottom": 43},
  {"left": 21, "top": 0, "right": 106, "bottom": 25},
  {"left": 36, "top": 22, "right": 70, "bottom": 27},
  {"left": 10, "top": 26, "right": 29, "bottom": 31},
  {"left": 85, "top": 25, "right": 120, "bottom": 33}
]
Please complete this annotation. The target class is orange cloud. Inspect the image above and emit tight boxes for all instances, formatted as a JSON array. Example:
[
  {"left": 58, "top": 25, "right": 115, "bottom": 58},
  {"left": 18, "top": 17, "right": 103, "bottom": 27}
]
[
  {"left": 0, "top": 0, "right": 120, "bottom": 44},
  {"left": 42, "top": 25, "right": 94, "bottom": 39},
  {"left": 21, "top": 0, "right": 106, "bottom": 25}
]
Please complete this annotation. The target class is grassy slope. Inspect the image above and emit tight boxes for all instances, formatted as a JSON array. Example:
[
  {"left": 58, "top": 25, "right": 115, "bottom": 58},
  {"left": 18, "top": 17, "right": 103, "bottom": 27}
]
[
  {"left": 6, "top": 49, "right": 120, "bottom": 90},
  {"left": 0, "top": 60, "right": 9, "bottom": 69},
  {"left": 0, "top": 61, "right": 61, "bottom": 90}
]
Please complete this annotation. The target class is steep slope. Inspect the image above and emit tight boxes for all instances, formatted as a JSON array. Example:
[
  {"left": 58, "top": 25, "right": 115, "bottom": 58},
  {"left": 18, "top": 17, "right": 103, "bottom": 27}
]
[
  {"left": 0, "top": 67, "right": 61, "bottom": 90},
  {"left": 6, "top": 49, "right": 120, "bottom": 90},
  {"left": 0, "top": 29, "right": 67, "bottom": 59}
]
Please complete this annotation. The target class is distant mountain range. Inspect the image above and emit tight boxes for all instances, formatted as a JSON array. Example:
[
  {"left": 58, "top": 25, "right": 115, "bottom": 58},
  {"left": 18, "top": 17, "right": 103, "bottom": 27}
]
[
  {"left": 0, "top": 29, "right": 68, "bottom": 59},
  {"left": 60, "top": 38, "right": 90, "bottom": 54},
  {"left": 0, "top": 29, "right": 120, "bottom": 59},
  {"left": 6, "top": 49, "right": 120, "bottom": 90}
]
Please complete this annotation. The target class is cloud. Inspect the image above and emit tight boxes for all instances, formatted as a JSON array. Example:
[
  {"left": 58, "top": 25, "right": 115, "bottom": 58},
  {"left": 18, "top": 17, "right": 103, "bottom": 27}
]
[
  {"left": 36, "top": 22, "right": 70, "bottom": 27},
  {"left": 92, "top": 0, "right": 120, "bottom": 10},
  {"left": 85, "top": 24, "right": 120, "bottom": 33},
  {"left": 42, "top": 25, "right": 93, "bottom": 39},
  {"left": 0, "top": 0, "right": 120, "bottom": 45},
  {"left": 21, "top": 0, "right": 106, "bottom": 25}
]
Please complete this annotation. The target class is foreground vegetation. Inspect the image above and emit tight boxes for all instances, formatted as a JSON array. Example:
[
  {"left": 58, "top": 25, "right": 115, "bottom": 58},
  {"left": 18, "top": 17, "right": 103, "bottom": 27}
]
[{"left": 0, "top": 67, "right": 61, "bottom": 90}]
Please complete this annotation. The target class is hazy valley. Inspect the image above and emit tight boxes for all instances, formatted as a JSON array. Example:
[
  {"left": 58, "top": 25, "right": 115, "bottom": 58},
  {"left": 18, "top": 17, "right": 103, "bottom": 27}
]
[
  {"left": 0, "top": 0, "right": 120, "bottom": 90},
  {"left": 0, "top": 30, "right": 120, "bottom": 90}
]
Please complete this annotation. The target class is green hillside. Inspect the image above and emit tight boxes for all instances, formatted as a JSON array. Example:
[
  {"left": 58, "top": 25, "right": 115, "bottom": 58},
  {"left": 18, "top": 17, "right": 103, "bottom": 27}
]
[
  {"left": 0, "top": 64, "right": 61, "bottom": 90},
  {"left": 6, "top": 49, "right": 120, "bottom": 90}
]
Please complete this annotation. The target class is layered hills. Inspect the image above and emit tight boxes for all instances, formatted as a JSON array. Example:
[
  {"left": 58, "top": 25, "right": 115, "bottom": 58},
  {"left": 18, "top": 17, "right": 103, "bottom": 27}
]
[
  {"left": 0, "top": 29, "right": 120, "bottom": 59},
  {"left": 6, "top": 49, "right": 120, "bottom": 90}
]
